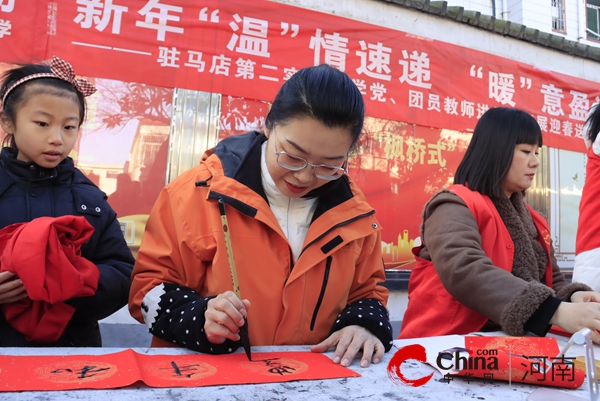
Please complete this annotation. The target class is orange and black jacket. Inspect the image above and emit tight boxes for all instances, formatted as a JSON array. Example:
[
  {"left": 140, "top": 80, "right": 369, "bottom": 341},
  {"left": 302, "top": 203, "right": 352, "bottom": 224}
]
[{"left": 129, "top": 132, "right": 392, "bottom": 353}]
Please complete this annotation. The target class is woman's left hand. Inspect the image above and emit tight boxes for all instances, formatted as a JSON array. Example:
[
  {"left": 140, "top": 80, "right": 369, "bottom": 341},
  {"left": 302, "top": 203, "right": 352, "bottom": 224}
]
[
  {"left": 310, "top": 325, "right": 384, "bottom": 368},
  {"left": 571, "top": 291, "right": 600, "bottom": 303}
]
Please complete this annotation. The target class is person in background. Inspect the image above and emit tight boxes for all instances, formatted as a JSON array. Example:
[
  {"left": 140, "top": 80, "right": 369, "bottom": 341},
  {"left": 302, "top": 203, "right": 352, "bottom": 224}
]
[
  {"left": 573, "top": 103, "right": 600, "bottom": 292},
  {"left": 129, "top": 64, "right": 392, "bottom": 367},
  {"left": 0, "top": 56, "right": 134, "bottom": 346},
  {"left": 400, "top": 107, "right": 600, "bottom": 342}
]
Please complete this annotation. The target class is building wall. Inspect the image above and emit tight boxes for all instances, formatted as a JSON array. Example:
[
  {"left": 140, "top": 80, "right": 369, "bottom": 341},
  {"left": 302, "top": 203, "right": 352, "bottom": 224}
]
[
  {"left": 506, "top": 0, "right": 525, "bottom": 23},
  {"left": 520, "top": 0, "right": 552, "bottom": 31},
  {"left": 563, "top": 0, "right": 580, "bottom": 38},
  {"left": 392, "top": 0, "right": 600, "bottom": 48}
]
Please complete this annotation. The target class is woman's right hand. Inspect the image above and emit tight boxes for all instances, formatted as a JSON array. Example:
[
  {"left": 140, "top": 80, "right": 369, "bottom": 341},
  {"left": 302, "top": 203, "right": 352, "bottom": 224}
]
[
  {"left": 0, "top": 271, "right": 27, "bottom": 304},
  {"left": 204, "top": 291, "right": 251, "bottom": 344},
  {"left": 550, "top": 301, "right": 600, "bottom": 343}
]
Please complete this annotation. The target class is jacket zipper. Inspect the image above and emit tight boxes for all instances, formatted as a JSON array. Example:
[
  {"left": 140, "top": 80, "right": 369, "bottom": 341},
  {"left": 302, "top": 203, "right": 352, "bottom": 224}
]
[{"left": 310, "top": 256, "right": 332, "bottom": 331}]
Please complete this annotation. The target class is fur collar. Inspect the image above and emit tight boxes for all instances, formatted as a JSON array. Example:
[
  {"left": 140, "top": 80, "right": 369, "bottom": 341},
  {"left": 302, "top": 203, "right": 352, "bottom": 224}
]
[{"left": 492, "top": 192, "right": 548, "bottom": 284}]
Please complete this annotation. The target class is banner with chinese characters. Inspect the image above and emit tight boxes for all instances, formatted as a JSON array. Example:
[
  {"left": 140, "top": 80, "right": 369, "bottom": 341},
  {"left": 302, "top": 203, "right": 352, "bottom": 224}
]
[
  {"left": 0, "top": 0, "right": 47, "bottom": 62},
  {"left": 1, "top": 0, "right": 598, "bottom": 153},
  {"left": 0, "top": 350, "right": 359, "bottom": 391}
]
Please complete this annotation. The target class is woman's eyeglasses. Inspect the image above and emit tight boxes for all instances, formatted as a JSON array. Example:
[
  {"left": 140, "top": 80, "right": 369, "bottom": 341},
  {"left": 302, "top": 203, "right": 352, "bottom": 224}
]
[{"left": 272, "top": 128, "right": 348, "bottom": 181}]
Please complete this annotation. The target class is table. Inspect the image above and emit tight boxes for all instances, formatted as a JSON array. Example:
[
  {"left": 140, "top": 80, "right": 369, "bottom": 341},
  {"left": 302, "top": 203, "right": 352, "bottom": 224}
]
[{"left": 0, "top": 333, "right": 596, "bottom": 401}]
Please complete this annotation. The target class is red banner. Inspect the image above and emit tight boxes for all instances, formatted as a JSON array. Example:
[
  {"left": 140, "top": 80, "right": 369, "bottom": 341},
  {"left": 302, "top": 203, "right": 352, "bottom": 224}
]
[
  {"left": 1, "top": 0, "right": 598, "bottom": 152},
  {"left": 0, "top": 0, "right": 47, "bottom": 62},
  {"left": 0, "top": 350, "right": 358, "bottom": 391}
]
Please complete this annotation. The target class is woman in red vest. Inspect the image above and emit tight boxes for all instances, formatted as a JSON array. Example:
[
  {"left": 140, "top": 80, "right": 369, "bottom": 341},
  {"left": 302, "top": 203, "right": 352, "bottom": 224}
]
[
  {"left": 573, "top": 103, "right": 600, "bottom": 292},
  {"left": 400, "top": 107, "right": 600, "bottom": 342}
]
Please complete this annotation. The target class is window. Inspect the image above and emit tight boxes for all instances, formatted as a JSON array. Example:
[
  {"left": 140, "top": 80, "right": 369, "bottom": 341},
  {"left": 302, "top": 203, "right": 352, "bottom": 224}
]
[
  {"left": 552, "top": 0, "right": 566, "bottom": 33},
  {"left": 588, "top": 0, "right": 600, "bottom": 40}
]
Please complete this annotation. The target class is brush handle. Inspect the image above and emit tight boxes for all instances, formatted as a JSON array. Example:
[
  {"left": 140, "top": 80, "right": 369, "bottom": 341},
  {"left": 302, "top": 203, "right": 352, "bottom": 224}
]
[
  {"left": 218, "top": 198, "right": 252, "bottom": 361},
  {"left": 218, "top": 199, "right": 241, "bottom": 299}
]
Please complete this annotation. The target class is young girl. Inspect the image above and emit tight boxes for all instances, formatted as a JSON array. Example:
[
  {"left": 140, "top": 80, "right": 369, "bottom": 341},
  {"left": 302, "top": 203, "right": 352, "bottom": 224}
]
[
  {"left": 573, "top": 103, "right": 600, "bottom": 292},
  {"left": 129, "top": 64, "right": 392, "bottom": 368},
  {"left": 0, "top": 56, "right": 134, "bottom": 346},
  {"left": 400, "top": 107, "right": 600, "bottom": 342}
]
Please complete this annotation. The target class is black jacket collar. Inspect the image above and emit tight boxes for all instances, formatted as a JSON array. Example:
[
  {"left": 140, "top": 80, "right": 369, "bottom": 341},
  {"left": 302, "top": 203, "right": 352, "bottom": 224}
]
[{"left": 0, "top": 147, "right": 75, "bottom": 183}]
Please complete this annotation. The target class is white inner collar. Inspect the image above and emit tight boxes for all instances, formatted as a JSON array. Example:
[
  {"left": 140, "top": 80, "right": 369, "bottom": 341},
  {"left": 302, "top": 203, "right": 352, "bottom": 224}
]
[{"left": 260, "top": 141, "right": 318, "bottom": 261}]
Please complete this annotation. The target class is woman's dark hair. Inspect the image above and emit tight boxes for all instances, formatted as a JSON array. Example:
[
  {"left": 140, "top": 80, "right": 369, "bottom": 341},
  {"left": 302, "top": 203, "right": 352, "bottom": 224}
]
[
  {"left": 0, "top": 62, "right": 86, "bottom": 149},
  {"left": 454, "top": 107, "right": 542, "bottom": 198},
  {"left": 586, "top": 103, "right": 600, "bottom": 144},
  {"left": 264, "top": 64, "right": 365, "bottom": 152}
]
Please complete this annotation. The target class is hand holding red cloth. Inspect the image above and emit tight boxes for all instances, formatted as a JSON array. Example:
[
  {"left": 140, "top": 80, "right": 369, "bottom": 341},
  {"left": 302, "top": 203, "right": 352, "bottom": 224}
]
[{"left": 0, "top": 215, "right": 99, "bottom": 342}]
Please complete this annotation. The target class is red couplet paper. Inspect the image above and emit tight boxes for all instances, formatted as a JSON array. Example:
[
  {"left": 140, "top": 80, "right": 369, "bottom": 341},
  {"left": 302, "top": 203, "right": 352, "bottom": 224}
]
[
  {"left": 0, "top": 350, "right": 360, "bottom": 391},
  {"left": 460, "top": 336, "right": 585, "bottom": 389}
]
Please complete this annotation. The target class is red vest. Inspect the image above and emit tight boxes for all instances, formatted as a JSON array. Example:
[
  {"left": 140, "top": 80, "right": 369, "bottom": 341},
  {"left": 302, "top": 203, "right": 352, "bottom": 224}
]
[
  {"left": 399, "top": 185, "right": 554, "bottom": 339},
  {"left": 576, "top": 147, "right": 600, "bottom": 255}
]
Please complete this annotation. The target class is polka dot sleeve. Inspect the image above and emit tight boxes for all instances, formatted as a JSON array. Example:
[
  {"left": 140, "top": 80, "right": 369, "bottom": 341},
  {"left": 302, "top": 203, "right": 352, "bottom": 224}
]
[
  {"left": 140, "top": 283, "right": 240, "bottom": 354},
  {"left": 329, "top": 298, "right": 394, "bottom": 352}
]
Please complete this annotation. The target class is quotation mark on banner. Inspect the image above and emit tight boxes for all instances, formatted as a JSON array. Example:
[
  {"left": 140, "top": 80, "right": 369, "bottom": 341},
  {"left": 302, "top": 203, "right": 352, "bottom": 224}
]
[
  {"left": 520, "top": 77, "right": 532, "bottom": 89},
  {"left": 470, "top": 65, "right": 483, "bottom": 79},
  {"left": 281, "top": 22, "right": 299, "bottom": 37},
  {"left": 1, "top": 0, "right": 14, "bottom": 13},
  {"left": 199, "top": 7, "right": 219, "bottom": 23}
]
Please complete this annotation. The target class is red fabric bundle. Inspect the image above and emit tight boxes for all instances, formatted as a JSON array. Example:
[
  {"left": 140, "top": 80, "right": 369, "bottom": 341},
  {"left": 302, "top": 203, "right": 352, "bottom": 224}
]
[{"left": 0, "top": 215, "right": 99, "bottom": 342}]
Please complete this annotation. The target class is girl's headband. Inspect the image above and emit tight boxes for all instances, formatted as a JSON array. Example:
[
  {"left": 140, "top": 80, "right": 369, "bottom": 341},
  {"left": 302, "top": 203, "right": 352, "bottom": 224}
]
[{"left": 1, "top": 56, "right": 96, "bottom": 108}]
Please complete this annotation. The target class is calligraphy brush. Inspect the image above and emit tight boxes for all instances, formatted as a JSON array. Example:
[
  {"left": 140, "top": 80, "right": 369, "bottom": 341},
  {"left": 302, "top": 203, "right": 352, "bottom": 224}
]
[{"left": 218, "top": 198, "right": 252, "bottom": 361}]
